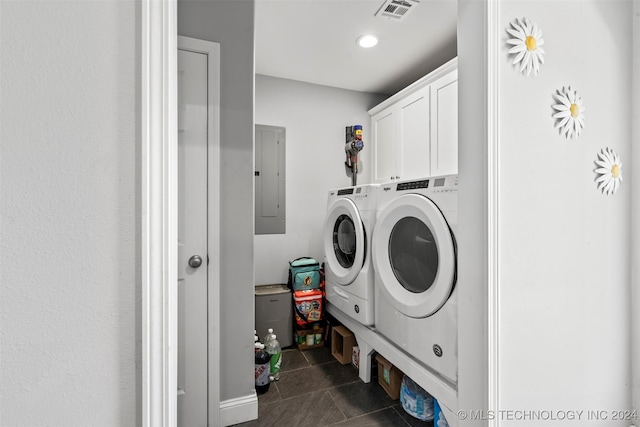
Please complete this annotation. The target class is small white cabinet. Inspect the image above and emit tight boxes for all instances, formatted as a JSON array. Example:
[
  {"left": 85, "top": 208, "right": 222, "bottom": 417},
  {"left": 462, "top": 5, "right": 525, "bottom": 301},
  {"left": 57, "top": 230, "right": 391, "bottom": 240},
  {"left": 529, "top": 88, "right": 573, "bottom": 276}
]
[
  {"left": 372, "top": 88, "right": 432, "bottom": 183},
  {"left": 430, "top": 68, "right": 458, "bottom": 177},
  {"left": 371, "top": 109, "right": 397, "bottom": 182},
  {"left": 398, "top": 85, "right": 431, "bottom": 181},
  {"left": 369, "top": 58, "right": 458, "bottom": 183}
]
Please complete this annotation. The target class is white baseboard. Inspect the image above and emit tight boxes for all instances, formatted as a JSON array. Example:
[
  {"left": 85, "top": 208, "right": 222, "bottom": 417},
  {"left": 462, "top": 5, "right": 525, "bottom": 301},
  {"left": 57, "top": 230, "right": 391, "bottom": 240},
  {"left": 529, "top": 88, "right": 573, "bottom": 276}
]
[{"left": 219, "top": 392, "right": 258, "bottom": 426}]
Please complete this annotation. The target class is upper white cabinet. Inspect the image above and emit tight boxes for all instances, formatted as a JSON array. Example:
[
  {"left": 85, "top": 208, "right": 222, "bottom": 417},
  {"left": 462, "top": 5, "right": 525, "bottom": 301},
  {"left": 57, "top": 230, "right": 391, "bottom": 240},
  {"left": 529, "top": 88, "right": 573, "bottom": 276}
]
[
  {"left": 371, "top": 109, "right": 397, "bottom": 183},
  {"left": 369, "top": 58, "right": 458, "bottom": 183},
  {"left": 430, "top": 68, "right": 458, "bottom": 177},
  {"left": 398, "top": 85, "right": 431, "bottom": 181}
]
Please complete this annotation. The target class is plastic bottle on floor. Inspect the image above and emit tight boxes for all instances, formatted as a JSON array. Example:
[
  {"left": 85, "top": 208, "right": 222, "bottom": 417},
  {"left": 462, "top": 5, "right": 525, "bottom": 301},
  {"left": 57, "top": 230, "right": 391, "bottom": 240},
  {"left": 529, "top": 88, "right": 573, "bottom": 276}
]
[
  {"left": 254, "top": 330, "right": 260, "bottom": 351},
  {"left": 254, "top": 343, "right": 270, "bottom": 394},
  {"left": 400, "top": 375, "right": 433, "bottom": 421},
  {"left": 265, "top": 334, "right": 282, "bottom": 381},
  {"left": 263, "top": 328, "right": 276, "bottom": 346}
]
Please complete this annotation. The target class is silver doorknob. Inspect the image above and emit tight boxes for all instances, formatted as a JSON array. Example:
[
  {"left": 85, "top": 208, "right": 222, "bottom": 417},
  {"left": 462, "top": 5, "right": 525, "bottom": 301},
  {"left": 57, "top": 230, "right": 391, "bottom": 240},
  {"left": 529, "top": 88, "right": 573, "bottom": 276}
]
[{"left": 188, "top": 255, "right": 203, "bottom": 268}]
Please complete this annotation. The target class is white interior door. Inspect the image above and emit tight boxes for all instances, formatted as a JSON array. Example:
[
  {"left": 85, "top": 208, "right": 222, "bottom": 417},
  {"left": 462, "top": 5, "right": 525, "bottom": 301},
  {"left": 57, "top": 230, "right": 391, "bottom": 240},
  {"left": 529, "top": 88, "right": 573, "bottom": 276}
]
[{"left": 177, "top": 47, "right": 209, "bottom": 427}]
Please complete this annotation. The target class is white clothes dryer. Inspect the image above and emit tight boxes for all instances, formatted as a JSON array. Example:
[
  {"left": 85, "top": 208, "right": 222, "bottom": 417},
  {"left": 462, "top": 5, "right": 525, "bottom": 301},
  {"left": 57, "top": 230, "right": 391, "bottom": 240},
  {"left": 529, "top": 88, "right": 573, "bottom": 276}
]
[
  {"left": 324, "top": 184, "right": 378, "bottom": 326},
  {"left": 373, "top": 175, "right": 458, "bottom": 385}
]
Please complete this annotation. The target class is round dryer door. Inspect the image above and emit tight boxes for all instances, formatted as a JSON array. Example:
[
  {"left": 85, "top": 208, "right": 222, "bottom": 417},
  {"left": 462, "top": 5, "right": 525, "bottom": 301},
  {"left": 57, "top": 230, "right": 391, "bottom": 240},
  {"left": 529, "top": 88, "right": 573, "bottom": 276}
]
[
  {"left": 324, "top": 198, "right": 365, "bottom": 285},
  {"left": 373, "top": 193, "right": 455, "bottom": 318}
]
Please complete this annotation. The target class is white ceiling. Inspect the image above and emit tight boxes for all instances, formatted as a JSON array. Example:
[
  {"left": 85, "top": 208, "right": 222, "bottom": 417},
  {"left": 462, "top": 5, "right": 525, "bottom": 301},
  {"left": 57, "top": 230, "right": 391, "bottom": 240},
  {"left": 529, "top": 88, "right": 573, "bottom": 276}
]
[{"left": 255, "top": 0, "right": 458, "bottom": 96}]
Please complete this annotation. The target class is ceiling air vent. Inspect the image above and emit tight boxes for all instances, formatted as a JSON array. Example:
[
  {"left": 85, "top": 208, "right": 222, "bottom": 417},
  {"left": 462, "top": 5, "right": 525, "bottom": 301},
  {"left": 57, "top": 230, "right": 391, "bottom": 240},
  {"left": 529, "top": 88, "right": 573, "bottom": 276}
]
[{"left": 375, "top": 0, "right": 419, "bottom": 20}]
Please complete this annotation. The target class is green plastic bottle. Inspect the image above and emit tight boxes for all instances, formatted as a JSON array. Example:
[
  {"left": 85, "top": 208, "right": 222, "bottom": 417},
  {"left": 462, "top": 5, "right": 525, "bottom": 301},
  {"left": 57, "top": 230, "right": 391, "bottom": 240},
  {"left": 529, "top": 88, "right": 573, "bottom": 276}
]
[{"left": 265, "top": 334, "right": 282, "bottom": 381}]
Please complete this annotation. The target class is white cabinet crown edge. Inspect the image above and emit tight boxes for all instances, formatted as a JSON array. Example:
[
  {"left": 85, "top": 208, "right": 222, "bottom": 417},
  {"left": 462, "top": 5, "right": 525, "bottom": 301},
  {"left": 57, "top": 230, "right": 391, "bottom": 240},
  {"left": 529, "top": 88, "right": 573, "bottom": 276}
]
[{"left": 368, "top": 57, "right": 458, "bottom": 116}]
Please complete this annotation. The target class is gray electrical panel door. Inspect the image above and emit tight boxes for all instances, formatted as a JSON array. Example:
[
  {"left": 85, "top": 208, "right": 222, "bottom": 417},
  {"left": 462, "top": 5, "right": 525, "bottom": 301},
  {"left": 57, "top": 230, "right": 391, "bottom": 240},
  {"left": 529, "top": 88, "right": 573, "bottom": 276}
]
[{"left": 255, "top": 125, "right": 286, "bottom": 234}]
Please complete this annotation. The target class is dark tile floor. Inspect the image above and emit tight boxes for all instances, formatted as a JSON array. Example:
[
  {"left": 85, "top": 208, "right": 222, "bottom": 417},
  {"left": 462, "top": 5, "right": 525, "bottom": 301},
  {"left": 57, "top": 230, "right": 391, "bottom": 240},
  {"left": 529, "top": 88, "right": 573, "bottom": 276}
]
[{"left": 234, "top": 345, "right": 433, "bottom": 427}]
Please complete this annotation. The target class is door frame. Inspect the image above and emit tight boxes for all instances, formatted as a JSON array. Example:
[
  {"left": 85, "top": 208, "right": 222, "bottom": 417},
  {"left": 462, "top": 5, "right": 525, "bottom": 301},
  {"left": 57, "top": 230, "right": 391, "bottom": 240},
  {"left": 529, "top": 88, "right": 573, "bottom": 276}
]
[
  {"left": 141, "top": 2, "right": 220, "bottom": 426},
  {"left": 141, "top": 0, "right": 513, "bottom": 426}
]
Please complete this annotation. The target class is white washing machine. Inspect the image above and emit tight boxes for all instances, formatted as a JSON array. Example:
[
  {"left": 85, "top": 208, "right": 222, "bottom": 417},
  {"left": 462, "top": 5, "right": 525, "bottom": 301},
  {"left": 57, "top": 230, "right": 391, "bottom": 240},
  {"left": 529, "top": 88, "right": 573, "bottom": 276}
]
[
  {"left": 373, "top": 175, "right": 458, "bottom": 385},
  {"left": 323, "top": 184, "right": 378, "bottom": 326}
]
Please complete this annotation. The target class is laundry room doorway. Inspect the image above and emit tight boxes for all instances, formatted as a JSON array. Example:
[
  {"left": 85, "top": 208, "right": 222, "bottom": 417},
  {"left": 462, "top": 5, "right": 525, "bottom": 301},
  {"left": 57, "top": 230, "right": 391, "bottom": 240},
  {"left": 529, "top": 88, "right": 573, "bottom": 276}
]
[{"left": 177, "top": 36, "right": 221, "bottom": 427}]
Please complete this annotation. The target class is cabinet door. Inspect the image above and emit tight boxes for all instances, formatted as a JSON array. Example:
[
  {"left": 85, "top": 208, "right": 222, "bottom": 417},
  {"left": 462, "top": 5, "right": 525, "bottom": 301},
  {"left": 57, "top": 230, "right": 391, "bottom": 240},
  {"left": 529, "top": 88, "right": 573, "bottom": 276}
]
[
  {"left": 398, "top": 86, "right": 430, "bottom": 180},
  {"left": 372, "top": 109, "right": 397, "bottom": 183},
  {"left": 430, "top": 69, "right": 458, "bottom": 176}
]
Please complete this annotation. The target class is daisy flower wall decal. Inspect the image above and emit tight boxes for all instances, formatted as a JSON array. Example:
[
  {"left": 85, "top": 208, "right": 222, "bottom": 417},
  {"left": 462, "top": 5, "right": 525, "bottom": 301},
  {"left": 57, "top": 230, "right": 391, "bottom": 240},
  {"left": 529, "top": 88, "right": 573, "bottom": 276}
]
[
  {"left": 552, "top": 86, "right": 586, "bottom": 139},
  {"left": 506, "top": 17, "right": 545, "bottom": 76},
  {"left": 594, "top": 148, "right": 623, "bottom": 195}
]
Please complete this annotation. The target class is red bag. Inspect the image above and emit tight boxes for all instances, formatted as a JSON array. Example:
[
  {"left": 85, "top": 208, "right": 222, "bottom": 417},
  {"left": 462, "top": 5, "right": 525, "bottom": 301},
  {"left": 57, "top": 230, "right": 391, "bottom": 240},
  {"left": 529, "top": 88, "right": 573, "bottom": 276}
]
[{"left": 293, "top": 289, "right": 323, "bottom": 326}]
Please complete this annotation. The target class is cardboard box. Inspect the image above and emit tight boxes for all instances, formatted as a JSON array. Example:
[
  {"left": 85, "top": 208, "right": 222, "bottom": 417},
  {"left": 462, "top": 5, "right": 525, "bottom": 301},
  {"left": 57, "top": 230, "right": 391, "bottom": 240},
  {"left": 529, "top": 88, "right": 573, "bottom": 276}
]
[
  {"left": 375, "top": 354, "right": 403, "bottom": 400},
  {"left": 331, "top": 325, "right": 356, "bottom": 365}
]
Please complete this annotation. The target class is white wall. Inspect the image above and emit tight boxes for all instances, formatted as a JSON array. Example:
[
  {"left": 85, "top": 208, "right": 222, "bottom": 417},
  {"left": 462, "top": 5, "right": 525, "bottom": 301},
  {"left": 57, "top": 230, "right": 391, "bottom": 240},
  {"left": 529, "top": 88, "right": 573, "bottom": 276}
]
[
  {"left": 460, "top": 1, "right": 634, "bottom": 425},
  {"left": 0, "top": 1, "right": 138, "bottom": 426},
  {"left": 632, "top": 0, "right": 640, "bottom": 416},
  {"left": 2, "top": 2, "right": 634, "bottom": 425},
  {"left": 498, "top": 2, "right": 631, "bottom": 420},
  {"left": 177, "top": 0, "right": 256, "bottom": 413},
  {"left": 254, "top": 75, "right": 386, "bottom": 285}
]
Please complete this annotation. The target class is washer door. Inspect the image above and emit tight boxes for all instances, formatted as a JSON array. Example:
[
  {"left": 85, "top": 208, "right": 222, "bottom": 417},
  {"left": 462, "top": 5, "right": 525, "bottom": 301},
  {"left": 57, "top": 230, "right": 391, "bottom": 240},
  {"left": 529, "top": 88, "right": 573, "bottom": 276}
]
[
  {"left": 324, "top": 198, "right": 365, "bottom": 285},
  {"left": 373, "top": 193, "right": 455, "bottom": 318}
]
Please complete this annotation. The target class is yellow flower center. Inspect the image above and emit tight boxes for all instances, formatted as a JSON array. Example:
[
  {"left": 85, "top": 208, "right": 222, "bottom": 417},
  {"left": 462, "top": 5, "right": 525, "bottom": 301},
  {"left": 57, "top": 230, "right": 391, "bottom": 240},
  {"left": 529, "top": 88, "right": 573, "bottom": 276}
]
[
  {"left": 525, "top": 35, "right": 537, "bottom": 51},
  {"left": 611, "top": 164, "right": 620, "bottom": 179},
  {"left": 570, "top": 103, "right": 580, "bottom": 118}
]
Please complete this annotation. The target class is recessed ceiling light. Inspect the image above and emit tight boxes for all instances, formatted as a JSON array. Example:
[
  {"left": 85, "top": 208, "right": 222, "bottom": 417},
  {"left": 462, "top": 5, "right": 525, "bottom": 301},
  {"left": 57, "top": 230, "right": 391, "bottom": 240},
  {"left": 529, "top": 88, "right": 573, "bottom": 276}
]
[{"left": 356, "top": 34, "right": 378, "bottom": 48}]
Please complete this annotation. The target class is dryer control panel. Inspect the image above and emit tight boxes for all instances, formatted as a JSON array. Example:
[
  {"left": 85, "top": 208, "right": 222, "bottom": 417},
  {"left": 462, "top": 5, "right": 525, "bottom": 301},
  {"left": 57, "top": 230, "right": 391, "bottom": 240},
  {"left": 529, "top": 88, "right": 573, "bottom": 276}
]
[
  {"left": 391, "top": 175, "right": 458, "bottom": 193},
  {"left": 396, "top": 180, "right": 429, "bottom": 191}
]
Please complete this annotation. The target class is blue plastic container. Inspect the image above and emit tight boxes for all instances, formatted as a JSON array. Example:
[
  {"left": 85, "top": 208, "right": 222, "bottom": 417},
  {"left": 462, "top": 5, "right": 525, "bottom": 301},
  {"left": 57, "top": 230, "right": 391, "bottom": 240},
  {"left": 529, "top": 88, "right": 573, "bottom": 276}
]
[
  {"left": 434, "top": 399, "right": 450, "bottom": 426},
  {"left": 399, "top": 375, "right": 433, "bottom": 421}
]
